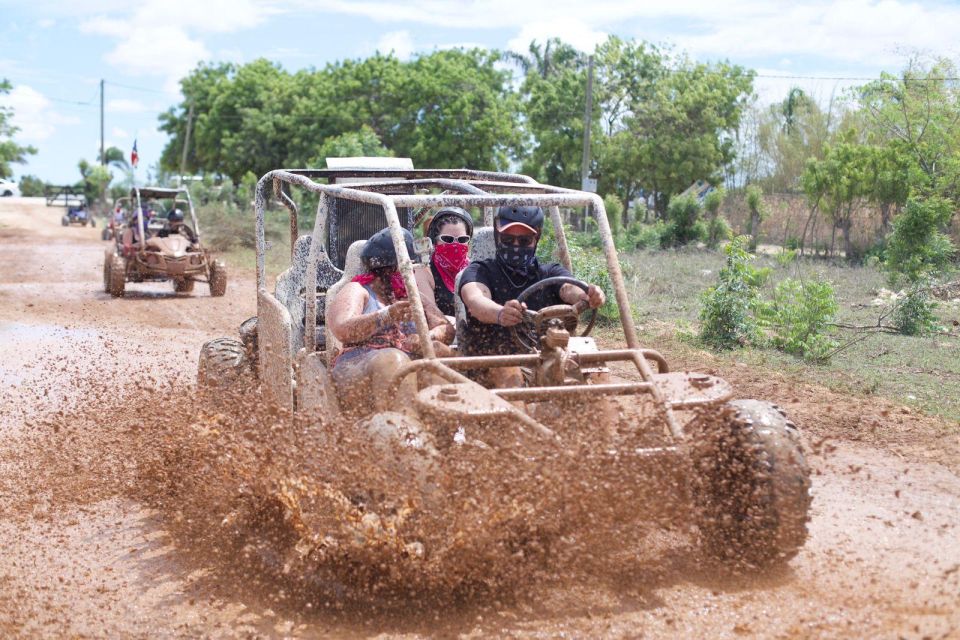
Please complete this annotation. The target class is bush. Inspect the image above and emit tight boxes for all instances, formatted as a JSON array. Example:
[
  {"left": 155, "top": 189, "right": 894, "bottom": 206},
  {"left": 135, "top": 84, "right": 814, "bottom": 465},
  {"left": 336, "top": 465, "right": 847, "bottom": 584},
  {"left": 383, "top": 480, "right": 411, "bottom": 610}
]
[
  {"left": 603, "top": 193, "right": 624, "bottom": 237},
  {"left": 892, "top": 284, "right": 939, "bottom": 336},
  {"left": 538, "top": 222, "right": 619, "bottom": 322},
  {"left": 757, "top": 277, "right": 839, "bottom": 362},
  {"left": 617, "top": 220, "right": 667, "bottom": 251},
  {"left": 884, "top": 196, "right": 955, "bottom": 285},
  {"left": 706, "top": 215, "right": 733, "bottom": 249},
  {"left": 698, "top": 237, "right": 762, "bottom": 349},
  {"left": 661, "top": 194, "right": 707, "bottom": 248}
]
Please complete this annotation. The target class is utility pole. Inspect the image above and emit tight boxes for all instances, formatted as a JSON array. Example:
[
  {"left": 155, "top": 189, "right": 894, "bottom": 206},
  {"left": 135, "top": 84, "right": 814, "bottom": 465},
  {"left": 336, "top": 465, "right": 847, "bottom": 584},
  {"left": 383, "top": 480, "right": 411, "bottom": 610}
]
[
  {"left": 178, "top": 102, "right": 195, "bottom": 187},
  {"left": 580, "top": 55, "right": 595, "bottom": 194},
  {"left": 99, "top": 79, "right": 105, "bottom": 166}
]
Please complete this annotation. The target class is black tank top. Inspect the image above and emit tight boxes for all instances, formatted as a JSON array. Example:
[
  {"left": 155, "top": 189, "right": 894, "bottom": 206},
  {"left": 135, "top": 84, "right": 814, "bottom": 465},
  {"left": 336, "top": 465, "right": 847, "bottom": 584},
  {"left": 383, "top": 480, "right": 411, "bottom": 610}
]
[{"left": 430, "top": 259, "right": 457, "bottom": 317}]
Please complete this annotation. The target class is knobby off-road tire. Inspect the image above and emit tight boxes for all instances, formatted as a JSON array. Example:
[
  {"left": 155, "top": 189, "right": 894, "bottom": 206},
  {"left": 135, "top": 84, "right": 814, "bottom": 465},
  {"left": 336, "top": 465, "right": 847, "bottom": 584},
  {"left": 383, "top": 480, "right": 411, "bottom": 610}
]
[
  {"left": 209, "top": 262, "right": 227, "bottom": 297},
  {"left": 101, "top": 227, "right": 111, "bottom": 241},
  {"left": 61, "top": 216, "right": 69, "bottom": 226},
  {"left": 173, "top": 278, "right": 195, "bottom": 293},
  {"left": 197, "top": 337, "right": 250, "bottom": 390},
  {"left": 108, "top": 255, "right": 126, "bottom": 297},
  {"left": 102, "top": 259, "right": 111, "bottom": 293},
  {"left": 691, "top": 399, "right": 812, "bottom": 569}
]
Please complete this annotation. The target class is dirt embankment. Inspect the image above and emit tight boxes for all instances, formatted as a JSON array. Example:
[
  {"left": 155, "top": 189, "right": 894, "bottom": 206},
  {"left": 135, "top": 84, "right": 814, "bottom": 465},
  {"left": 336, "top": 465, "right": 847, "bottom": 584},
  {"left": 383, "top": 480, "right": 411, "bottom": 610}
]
[{"left": 0, "top": 197, "right": 958, "bottom": 639}]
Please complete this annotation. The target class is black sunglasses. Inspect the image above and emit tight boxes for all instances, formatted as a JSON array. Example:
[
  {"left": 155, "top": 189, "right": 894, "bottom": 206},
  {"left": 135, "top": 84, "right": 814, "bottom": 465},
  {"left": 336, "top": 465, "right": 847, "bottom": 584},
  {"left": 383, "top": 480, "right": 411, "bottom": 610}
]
[
  {"left": 499, "top": 234, "right": 536, "bottom": 247},
  {"left": 438, "top": 234, "right": 471, "bottom": 244}
]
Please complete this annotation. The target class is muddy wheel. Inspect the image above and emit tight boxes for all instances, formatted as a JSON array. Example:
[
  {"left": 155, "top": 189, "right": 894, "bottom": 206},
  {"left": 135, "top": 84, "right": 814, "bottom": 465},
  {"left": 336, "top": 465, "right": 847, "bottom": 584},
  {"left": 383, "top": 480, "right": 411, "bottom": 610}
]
[
  {"left": 197, "top": 337, "right": 250, "bottom": 389},
  {"left": 101, "top": 227, "right": 111, "bottom": 241},
  {"left": 102, "top": 258, "right": 112, "bottom": 293},
  {"left": 61, "top": 216, "right": 69, "bottom": 226},
  {"left": 108, "top": 256, "right": 126, "bottom": 297},
  {"left": 173, "top": 278, "right": 195, "bottom": 293},
  {"left": 691, "top": 399, "right": 811, "bottom": 569},
  {"left": 209, "top": 261, "right": 227, "bottom": 297},
  {"left": 90, "top": 218, "right": 96, "bottom": 228}
]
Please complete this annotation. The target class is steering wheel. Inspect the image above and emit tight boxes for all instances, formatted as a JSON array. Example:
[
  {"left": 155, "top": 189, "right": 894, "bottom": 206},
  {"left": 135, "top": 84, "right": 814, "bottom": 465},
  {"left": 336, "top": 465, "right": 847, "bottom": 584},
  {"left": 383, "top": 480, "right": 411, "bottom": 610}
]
[{"left": 510, "top": 276, "right": 599, "bottom": 352}]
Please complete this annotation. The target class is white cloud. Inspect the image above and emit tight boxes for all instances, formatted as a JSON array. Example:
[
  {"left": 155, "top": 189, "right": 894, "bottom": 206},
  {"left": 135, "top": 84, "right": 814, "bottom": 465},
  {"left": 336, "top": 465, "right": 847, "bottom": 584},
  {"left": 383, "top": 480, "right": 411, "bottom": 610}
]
[
  {"left": 506, "top": 18, "right": 607, "bottom": 54},
  {"left": 0, "top": 85, "right": 80, "bottom": 142},
  {"left": 111, "top": 126, "right": 130, "bottom": 140},
  {"left": 106, "top": 98, "right": 149, "bottom": 114},
  {"left": 80, "top": 0, "right": 279, "bottom": 92},
  {"left": 377, "top": 30, "right": 414, "bottom": 59}
]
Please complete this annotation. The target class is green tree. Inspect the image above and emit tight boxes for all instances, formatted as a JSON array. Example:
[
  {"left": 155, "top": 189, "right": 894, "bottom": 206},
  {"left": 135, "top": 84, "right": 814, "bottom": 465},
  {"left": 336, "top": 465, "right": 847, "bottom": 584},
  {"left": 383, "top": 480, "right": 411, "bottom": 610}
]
[
  {"left": 858, "top": 57, "right": 960, "bottom": 200},
  {"left": 0, "top": 79, "right": 37, "bottom": 178},
  {"left": 615, "top": 57, "right": 754, "bottom": 216},
  {"left": 884, "top": 196, "right": 955, "bottom": 284},
  {"left": 18, "top": 174, "right": 45, "bottom": 197},
  {"left": 309, "top": 125, "right": 392, "bottom": 165},
  {"left": 77, "top": 159, "right": 112, "bottom": 209}
]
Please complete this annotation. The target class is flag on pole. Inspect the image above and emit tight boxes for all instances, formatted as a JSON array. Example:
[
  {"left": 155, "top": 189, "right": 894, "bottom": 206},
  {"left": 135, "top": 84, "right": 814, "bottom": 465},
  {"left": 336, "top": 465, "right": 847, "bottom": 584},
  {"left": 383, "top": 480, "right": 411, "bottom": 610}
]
[{"left": 131, "top": 139, "right": 139, "bottom": 169}]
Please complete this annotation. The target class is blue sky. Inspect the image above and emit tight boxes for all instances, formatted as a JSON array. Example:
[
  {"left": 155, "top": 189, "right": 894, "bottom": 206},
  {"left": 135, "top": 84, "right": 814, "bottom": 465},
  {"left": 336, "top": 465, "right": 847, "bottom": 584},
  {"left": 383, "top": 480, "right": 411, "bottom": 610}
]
[{"left": 1, "top": 0, "right": 958, "bottom": 184}]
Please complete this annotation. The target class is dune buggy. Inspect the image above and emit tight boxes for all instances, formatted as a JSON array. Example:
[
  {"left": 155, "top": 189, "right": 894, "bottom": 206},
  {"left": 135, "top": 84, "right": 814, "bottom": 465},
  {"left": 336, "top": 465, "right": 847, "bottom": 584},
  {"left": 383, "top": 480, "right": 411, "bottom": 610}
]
[
  {"left": 62, "top": 203, "right": 94, "bottom": 227},
  {"left": 199, "top": 168, "right": 812, "bottom": 569},
  {"left": 103, "top": 186, "right": 226, "bottom": 297}
]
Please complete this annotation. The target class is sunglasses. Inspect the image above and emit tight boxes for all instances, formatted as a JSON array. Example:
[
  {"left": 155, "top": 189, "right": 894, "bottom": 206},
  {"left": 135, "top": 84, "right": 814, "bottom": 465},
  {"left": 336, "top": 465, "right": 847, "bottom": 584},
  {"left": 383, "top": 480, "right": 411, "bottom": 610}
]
[
  {"left": 438, "top": 234, "right": 471, "bottom": 245},
  {"left": 499, "top": 234, "right": 536, "bottom": 247}
]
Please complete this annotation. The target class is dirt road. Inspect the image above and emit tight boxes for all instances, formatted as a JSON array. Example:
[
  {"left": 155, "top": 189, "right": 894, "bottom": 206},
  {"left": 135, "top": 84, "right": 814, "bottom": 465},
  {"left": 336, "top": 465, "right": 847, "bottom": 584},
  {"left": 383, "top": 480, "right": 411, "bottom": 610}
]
[{"left": 0, "top": 197, "right": 958, "bottom": 638}]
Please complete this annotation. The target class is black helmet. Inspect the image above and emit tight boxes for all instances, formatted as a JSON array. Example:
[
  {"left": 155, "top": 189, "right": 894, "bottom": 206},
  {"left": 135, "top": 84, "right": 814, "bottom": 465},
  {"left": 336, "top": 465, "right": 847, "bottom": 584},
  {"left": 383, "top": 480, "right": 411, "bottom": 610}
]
[
  {"left": 427, "top": 207, "right": 474, "bottom": 242},
  {"left": 168, "top": 209, "right": 184, "bottom": 223},
  {"left": 361, "top": 227, "right": 415, "bottom": 271},
  {"left": 494, "top": 205, "right": 544, "bottom": 236}
]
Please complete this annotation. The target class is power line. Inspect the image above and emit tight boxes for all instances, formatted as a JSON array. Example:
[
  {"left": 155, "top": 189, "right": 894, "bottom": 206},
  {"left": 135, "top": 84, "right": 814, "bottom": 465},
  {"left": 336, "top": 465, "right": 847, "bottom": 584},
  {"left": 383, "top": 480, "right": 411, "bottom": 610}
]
[{"left": 103, "top": 80, "right": 167, "bottom": 95}]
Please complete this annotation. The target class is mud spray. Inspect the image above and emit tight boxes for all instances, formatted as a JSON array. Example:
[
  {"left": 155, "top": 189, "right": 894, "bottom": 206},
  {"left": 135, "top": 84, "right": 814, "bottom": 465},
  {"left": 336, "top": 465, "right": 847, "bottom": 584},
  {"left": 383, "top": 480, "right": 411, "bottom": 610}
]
[{"left": 3, "top": 342, "right": 718, "bottom": 624}]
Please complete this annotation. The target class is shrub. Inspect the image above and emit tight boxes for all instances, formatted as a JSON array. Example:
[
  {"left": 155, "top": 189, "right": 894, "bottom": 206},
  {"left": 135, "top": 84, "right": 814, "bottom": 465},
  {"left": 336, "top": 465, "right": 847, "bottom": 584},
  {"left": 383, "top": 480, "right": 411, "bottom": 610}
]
[
  {"left": 537, "top": 223, "right": 619, "bottom": 321},
  {"left": 603, "top": 193, "right": 624, "bottom": 237},
  {"left": 757, "top": 277, "right": 839, "bottom": 362},
  {"left": 661, "top": 194, "right": 707, "bottom": 248},
  {"left": 892, "top": 284, "right": 939, "bottom": 336},
  {"left": 745, "top": 184, "right": 769, "bottom": 251},
  {"left": 706, "top": 215, "right": 733, "bottom": 249},
  {"left": 698, "top": 236, "right": 762, "bottom": 349},
  {"left": 884, "top": 196, "right": 955, "bottom": 285}
]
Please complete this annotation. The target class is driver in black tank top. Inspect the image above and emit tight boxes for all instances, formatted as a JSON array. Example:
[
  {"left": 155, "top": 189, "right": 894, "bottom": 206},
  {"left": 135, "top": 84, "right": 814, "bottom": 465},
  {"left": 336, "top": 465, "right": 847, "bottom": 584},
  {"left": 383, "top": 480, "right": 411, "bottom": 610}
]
[{"left": 458, "top": 206, "right": 606, "bottom": 388}]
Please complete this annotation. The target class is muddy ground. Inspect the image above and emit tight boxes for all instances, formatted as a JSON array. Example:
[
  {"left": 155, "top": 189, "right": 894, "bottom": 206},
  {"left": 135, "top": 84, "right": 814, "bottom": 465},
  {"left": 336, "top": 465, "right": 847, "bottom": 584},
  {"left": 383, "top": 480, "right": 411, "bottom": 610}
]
[{"left": 0, "top": 197, "right": 958, "bottom": 639}]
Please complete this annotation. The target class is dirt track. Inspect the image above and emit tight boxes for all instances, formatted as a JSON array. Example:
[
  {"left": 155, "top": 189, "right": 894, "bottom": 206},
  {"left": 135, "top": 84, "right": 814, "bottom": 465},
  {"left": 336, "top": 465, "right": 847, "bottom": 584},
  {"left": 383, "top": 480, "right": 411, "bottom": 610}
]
[{"left": 0, "top": 197, "right": 958, "bottom": 638}]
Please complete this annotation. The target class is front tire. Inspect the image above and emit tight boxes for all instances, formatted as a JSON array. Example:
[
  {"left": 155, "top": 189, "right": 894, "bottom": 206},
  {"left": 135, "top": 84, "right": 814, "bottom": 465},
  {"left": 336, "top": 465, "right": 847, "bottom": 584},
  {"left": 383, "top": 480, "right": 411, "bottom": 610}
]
[
  {"left": 691, "top": 400, "right": 811, "bottom": 569},
  {"left": 173, "top": 278, "right": 195, "bottom": 293},
  {"left": 108, "top": 255, "right": 126, "bottom": 297},
  {"left": 198, "top": 338, "right": 250, "bottom": 389},
  {"left": 209, "top": 261, "right": 227, "bottom": 297},
  {"left": 61, "top": 216, "right": 69, "bottom": 226}
]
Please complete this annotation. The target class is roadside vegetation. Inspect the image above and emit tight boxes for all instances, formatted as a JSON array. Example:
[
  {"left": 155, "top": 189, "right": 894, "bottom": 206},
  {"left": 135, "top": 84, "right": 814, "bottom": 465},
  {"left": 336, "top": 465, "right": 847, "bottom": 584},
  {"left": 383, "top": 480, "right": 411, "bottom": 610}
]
[{"left": 3, "top": 37, "right": 958, "bottom": 421}]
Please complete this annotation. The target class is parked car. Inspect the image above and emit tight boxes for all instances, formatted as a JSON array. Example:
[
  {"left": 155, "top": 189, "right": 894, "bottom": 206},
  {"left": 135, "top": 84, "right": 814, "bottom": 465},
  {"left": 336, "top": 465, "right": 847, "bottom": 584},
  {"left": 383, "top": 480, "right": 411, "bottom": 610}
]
[{"left": 0, "top": 179, "right": 21, "bottom": 197}]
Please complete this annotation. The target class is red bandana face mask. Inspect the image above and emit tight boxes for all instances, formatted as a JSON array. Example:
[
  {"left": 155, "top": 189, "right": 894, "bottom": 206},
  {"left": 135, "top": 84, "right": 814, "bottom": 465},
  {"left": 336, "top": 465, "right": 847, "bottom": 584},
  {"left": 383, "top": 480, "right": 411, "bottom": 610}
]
[
  {"left": 352, "top": 270, "right": 407, "bottom": 300},
  {"left": 432, "top": 242, "right": 469, "bottom": 292}
]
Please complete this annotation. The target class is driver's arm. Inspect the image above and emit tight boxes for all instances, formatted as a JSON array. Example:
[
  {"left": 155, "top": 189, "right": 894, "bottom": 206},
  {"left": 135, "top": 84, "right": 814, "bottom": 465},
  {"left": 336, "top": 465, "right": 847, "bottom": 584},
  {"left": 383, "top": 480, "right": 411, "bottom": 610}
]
[
  {"left": 461, "top": 282, "right": 525, "bottom": 327},
  {"left": 559, "top": 283, "right": 606, "bottom": 309}
]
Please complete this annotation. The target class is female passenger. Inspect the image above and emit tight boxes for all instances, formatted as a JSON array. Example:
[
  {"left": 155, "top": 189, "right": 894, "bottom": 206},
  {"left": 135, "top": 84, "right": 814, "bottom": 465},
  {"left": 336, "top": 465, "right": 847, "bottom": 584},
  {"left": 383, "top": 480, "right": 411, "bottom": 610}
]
[{"left": 414, "top": 207, "right": 474, "bottom": 341}]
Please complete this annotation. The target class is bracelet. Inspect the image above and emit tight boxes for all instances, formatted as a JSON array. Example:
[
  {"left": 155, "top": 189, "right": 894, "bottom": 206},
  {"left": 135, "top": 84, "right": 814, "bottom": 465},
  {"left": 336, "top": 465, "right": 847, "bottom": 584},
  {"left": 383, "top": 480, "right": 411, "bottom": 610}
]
[{"left": 496, "top": 307, "right": 504, "bottom": 326}]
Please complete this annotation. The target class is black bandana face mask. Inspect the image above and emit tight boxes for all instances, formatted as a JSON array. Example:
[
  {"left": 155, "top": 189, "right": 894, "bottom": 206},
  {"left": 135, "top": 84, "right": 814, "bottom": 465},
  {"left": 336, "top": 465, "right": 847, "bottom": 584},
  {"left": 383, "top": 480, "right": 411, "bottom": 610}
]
[{"left": 496, "top": 242, "right": 537, "bottom": 277}]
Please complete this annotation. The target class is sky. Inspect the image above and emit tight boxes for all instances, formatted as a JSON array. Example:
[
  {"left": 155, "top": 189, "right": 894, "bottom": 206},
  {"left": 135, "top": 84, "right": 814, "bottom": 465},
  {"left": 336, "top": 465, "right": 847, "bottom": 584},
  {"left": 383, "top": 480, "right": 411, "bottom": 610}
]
[{"left": 1, "top": 0, "right": 958, "bottom": 184}]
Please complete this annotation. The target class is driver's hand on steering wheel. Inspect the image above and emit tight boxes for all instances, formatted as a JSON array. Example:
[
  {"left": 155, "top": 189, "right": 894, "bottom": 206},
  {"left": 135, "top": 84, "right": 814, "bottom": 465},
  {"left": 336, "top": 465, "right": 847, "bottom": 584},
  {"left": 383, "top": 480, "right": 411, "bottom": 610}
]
[
  {"left": 586, "top": 284, "right": 606, "bottom": 309},
  {"left": 497, "top": 300, "right": 526, "bottom": 327}
]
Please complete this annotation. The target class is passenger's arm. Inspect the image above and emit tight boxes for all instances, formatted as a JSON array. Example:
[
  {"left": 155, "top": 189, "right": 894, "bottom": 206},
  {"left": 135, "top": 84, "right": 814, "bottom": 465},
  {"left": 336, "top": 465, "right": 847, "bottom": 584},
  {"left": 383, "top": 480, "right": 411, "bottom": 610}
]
[
  {"left": 413, "top": 266, "right": 453, "bottom": 342},
  {"left": 461, "top": 282, "right": 525, "bottom": 327},
  {"left": 328, "top": 282, "right": 409, "bottom": 344}
]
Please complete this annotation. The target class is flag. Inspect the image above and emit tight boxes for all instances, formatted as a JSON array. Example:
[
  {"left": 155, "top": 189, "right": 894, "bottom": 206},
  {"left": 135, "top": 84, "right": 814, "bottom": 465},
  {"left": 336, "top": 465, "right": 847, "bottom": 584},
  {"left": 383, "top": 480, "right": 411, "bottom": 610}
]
[{"left": 131, "top": 139, "right": 139, "bottom": 169}]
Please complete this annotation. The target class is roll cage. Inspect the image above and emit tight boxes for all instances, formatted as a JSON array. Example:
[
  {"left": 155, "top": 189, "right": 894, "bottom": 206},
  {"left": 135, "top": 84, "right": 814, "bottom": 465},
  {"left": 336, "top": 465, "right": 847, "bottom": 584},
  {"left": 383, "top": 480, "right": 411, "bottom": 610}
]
[
  {"left": 130, "top": 186, "right": 201, "bottom": 251},
  {"left": 255, "top": 168, "right": 684, "bottom": 435}
]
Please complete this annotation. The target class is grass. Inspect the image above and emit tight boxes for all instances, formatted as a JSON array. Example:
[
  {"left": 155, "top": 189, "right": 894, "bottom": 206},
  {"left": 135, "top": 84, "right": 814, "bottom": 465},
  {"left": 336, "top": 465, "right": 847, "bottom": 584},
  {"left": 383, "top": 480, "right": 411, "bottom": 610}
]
[{"left": 618, "top": 248, "right": 960, "bottom": 422}]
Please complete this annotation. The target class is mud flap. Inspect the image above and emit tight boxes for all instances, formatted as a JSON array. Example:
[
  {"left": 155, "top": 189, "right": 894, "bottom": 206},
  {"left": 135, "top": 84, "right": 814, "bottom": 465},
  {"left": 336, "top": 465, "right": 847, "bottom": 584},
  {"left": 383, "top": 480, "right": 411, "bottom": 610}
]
[{"left": 258, "top": 290, "right": 294, "bottom": 411}]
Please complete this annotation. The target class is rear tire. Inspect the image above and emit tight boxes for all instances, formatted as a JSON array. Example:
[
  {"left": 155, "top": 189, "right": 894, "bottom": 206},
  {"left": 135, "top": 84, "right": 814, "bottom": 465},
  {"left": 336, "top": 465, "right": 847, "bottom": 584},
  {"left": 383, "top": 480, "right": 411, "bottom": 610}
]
[
  {"left": 90, "top": 218, "right": 96, "bottom": 228},
  {"left": 108, "top": 256, "right": 126, "bottom": 297},
  {"left": 61, "top": 216, "right": 69, "bottom": 226},
  {"left": 209, "top": 261, "right": 227, "bottom": 297},
  {"left": 102, "top": 258, "right": 111, "bottom": 293},
  {"left": 173, "top": 278, "right": 195, "bottom": 293},
  {"left": 198, "top": 338, "right": 250, "bottom": 389},
  {"left": 691, "top": 400, "right": 811, "bottom": 569},
  {"left": 101, "top": 227, "right": 111, "bottom": 241}
]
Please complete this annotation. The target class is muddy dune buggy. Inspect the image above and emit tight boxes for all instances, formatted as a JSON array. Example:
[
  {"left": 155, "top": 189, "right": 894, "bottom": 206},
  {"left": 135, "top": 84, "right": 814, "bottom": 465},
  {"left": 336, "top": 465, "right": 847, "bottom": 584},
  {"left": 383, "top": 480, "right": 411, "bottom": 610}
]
[
  {"left": 198, "top": 168, "right": 812, "bottom": 569},
  {"left": 62, "top": 203, "right": 94, "bottom": 227},
  {"left": 102, "top": 186, "right": 227, "bottom": 298}
]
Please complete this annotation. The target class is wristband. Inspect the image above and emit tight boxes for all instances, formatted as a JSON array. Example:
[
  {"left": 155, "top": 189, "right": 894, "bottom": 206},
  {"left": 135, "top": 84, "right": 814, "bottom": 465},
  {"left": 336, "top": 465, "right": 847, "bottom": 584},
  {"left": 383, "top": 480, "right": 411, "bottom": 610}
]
[{"left": 496, "top": 307, "right": 505, "bottom": 326}]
